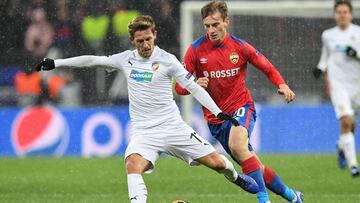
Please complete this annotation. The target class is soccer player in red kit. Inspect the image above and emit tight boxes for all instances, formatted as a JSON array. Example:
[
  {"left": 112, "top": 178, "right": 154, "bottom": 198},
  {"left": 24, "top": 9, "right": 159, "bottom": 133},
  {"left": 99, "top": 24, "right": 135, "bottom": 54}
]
[{"left": 175, "top": 1, "right": 302, "bottom": 203}]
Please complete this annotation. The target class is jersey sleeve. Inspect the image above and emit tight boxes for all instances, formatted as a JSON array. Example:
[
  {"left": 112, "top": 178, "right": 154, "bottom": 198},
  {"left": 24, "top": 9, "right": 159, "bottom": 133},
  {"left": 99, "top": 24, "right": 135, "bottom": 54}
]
[
  {"left": 170, "top": 54, "right": 196, "bottom": 89},
  {"left": 174, "top": 45, "right": 197, "bottom": 95},
  {"left": 170, "top": 55, "right": 221, "bottom": 116},
  {"left": 317, "top": 32, "right": 328, "bottom": 72},
  {"left": 54, "top": 54, "right": 121, "bottom": 70},
  {"left": 245, "top": 42, "right": 286, "bottom": 87}
]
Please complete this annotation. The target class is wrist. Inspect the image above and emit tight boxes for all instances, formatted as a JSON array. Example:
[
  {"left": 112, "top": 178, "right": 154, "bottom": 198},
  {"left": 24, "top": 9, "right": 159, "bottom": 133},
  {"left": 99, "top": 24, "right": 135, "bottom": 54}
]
[{"left": 278, "top": 83, "right": 288, "bottom": 89}]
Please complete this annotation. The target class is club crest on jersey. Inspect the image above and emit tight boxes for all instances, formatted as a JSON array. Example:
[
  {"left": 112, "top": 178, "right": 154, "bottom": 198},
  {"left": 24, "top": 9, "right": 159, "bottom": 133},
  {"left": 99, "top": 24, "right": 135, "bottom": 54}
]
[
  {"left": 229, "top": 52, "right": 239, "bottom": 64},
  {"left": 151, "top": 62, "right": 160, "bottom": 71},
  {"left": 129, "top": 70, "right": 153, "bottom": 82},
  {"left": 351, "top": 35, "right": 356, "bottom": 42}
]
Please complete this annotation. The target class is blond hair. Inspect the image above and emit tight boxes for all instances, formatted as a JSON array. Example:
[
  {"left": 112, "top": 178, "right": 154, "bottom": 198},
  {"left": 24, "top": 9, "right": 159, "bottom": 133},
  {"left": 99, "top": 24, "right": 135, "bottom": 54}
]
[{"left": 128, "top": 15, "right": 156, "bottom": 40}]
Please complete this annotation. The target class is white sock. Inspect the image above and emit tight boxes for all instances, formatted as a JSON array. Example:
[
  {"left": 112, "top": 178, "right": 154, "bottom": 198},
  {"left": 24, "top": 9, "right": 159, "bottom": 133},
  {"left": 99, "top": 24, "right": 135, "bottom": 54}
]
[
  {"left": 219, "top": 154, "right": 238, "bottom": 181},
  {"left": 339, "top": 132, "right": 359, "bottom": 168},
  {"left": 127, "top": 174, "right": 148, "bottom": 203}
]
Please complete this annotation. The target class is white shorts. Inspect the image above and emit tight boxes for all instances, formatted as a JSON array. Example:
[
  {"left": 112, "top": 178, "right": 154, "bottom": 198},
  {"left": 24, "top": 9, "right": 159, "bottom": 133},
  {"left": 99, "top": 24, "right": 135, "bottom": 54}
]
[
  {"left": 124, "top": 122, "right": 215, "bottom": 173},
  {"left": 330, "top": 82, "right": 360, "bottom": 119}
]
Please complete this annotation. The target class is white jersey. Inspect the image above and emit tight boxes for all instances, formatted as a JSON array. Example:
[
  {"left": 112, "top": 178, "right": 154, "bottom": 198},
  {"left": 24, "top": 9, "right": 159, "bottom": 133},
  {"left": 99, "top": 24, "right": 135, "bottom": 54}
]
[
  {"left": 55, "top": 46, "right": 221, "bottom": 131},
  {"left": 318, "top": 24, "right": 360, "bottom": 90}
]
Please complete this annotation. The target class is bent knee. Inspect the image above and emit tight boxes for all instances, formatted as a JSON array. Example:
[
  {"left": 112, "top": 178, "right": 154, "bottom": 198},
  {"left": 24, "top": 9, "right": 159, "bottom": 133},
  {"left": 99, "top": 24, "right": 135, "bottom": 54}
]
[
  {"left": 126, "top": 159, "right": 142, "bottom": 173},
  {"left": 125, "top": 155, "right": 149, "bottom": 174},
  {"left": 229, "top": 143, "right": 250, "bottom": 155},
  {"left": 340, "top": 116, "right": 353, "bottom": 132},
  {"left": 229, "top": 144, "right": 252, "bottom": 162}
]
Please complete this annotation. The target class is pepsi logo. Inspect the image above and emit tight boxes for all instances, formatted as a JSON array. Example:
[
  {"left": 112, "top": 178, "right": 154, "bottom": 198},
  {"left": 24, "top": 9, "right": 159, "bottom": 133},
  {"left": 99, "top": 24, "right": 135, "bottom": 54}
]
[{"left": 11, "top": 106, "right": 69, "bottom": 157}]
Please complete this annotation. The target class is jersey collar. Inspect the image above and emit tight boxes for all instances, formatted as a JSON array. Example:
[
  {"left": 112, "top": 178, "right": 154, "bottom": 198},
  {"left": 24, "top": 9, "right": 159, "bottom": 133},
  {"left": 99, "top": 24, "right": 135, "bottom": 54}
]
[
  {"left": 206, "top": 33, "right": 230, "bottom": 48},
  {"left": 134, "top": 46, "right": 160, "bottom": 60}
]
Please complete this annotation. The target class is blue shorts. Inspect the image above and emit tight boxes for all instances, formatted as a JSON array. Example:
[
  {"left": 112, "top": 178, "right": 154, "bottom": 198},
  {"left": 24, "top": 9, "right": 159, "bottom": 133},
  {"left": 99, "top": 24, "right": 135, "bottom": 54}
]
[{"left": 208, "top": 103, "right": 256, "bottom": 163}]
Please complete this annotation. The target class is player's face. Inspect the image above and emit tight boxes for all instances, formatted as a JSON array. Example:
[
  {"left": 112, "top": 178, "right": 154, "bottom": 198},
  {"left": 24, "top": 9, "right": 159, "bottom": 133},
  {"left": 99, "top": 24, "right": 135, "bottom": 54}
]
[
  {"left": 131, "top": 28, "right": 157, "bottom": 58},
  {"left": 203, "top": 11, "right": 229, "bottom": 43},
  {"left": 335, "top": 4, "right": 352, "bottom": 29}
]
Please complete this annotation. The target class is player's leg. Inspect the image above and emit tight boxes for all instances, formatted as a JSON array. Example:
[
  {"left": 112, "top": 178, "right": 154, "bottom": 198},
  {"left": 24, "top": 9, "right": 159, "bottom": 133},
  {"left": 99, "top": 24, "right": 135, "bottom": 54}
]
[
  {"left": 339, "top": 115, "right": 359, "bottom": 176},
  {"left": 228, "top": 126, "right": 270, "bottom": 203},
  {"left": 252, "top": 153, "right": 303, "bottom": 203},
  {"left": 208, "top": 103, "right": 270, "bottom": 202},
  {"left": 195, "top": 151, "right": 259, "bottom": 194},
  {"left": 124, "top": 133, "right": 162, "bottom": 203},
  {"left": 330, "top": 85, "right": 359, "bottom": 176},
  {"left": 165, "top": 128, "right": 258, "bottom": 194},
  {"left": 125, "top": 154, "right": 152, "bottom": 203}
]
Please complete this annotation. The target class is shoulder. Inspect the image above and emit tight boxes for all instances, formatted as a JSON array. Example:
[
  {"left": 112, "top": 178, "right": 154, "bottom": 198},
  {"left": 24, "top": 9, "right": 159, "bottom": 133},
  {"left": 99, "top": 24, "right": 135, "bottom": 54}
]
[
  {"left": 155, "top": 47, "right": 180, "bottom": 66},
  {"left": 322, "top": 27, "right": 337, "bottom": 38},
  {"left": 157, "top": 47, "right": 177, "bottom": 60},
  {"left": 108, "top": 50, "right": 133, "bottom": 60},
  {"left": 229, "top": 34, "right": 246, "bottom": 46},
  {"left": 191, "top": 35, "right": 207, "bottom": 49},
  {"left": 351, "top": 24, "right": 360, "bottom": 32}
]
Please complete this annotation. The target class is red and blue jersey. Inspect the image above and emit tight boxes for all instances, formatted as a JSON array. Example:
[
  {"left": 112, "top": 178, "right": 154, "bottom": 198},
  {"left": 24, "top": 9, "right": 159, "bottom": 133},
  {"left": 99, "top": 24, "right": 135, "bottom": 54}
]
[{"left": 175, "top": 33, "right": 285, "bottom": 124}]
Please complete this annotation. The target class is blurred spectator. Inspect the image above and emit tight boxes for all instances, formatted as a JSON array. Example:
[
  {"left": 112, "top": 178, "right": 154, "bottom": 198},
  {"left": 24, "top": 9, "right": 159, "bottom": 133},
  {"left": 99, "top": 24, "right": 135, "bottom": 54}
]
[
  {"left": 14, "top": 67, "right": 42, "bottom": 106},
  {"left": 47, "top": 73, "right": 65, "bottom": 101},
  {"left": 0, "top": 0, "right": 27, "bottom": 64},
  {"left": 112, "top": 5, "right": 140, "bottom": 50},
  {"left": 57, "top": 70, "right": 82, "bottom": 107},
  {"left": 46, "top": 70, "right": 81, "bottom": 107},
  {"left": 24, "top": 7, "right": 54, "bottom": 58},
  {"left": 1, "top": 0, "right": 183, "bottom": 106},
  {"left": 154, "top": 0, "right": 179, "bottom": 56},
  {"left": 81, "top": 1, "right": 110, "bottom": 55},
  {"left": 51, "top": 0, "right": 77, "bottom": 58}
]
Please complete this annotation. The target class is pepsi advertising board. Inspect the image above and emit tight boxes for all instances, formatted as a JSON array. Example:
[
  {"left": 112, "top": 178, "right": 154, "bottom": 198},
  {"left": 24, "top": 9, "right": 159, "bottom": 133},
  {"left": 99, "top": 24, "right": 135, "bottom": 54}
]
[
  {"left": 0, "top": 106, "right": 131, "bottom": 157},
  {"left": 0, "top": 104, "right": 359, "bottom": 157}
]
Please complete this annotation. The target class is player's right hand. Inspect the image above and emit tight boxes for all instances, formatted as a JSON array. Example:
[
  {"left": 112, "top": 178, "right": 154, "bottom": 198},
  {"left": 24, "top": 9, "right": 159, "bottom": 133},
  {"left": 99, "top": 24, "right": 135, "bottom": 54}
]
[
  {"left": 216, "top": 112, "right": 239, "bottom": 126},
  {"left": 196, "top": 77, "right": 209, "bottom": 89},
  {"left": 36, "top": 58, "right": 55, "bottom": 71},
  {"left": 312, "top": 68, "right": 322, "bottom": 79}
]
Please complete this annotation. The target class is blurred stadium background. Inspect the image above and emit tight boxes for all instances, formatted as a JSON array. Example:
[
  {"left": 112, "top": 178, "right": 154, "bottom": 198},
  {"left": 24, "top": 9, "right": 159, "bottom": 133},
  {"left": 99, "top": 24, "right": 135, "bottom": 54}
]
[{"left": 0, "top": 0, "right": 359, "bottom": 202}]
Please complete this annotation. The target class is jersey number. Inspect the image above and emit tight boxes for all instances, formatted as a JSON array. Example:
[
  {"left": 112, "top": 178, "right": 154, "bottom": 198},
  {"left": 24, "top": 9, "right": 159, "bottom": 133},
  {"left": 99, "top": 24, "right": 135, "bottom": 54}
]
[
  {"left": 190, "top": 132, "right": 209, "bottom": 145},
  {"left": 236, "top": 107, "right": 246, "bottom": 117}
]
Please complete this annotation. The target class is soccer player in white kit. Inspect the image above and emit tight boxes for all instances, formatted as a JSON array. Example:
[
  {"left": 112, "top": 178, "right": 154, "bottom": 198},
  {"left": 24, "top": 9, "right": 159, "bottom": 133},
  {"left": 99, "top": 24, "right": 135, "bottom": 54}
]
[
  {"left": 35, "top": 15, "right": 259, "bottom": 202},
  {"left": 313, "top": 0, "right": 360, "bottom": 177}
]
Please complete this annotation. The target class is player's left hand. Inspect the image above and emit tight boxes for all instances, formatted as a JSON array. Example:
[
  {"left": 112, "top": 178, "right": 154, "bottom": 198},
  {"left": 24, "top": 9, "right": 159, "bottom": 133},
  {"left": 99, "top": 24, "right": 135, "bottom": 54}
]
[
  {"left": 216, "top": 112, "right": 239, "bottom": 126},
  {"left": 278, "top": 84, "right": 295, "bottom": 103}
]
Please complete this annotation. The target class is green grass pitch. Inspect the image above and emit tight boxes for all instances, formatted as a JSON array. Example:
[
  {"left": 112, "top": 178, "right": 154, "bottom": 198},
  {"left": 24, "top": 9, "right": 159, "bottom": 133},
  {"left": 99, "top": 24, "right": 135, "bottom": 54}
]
[{"left": 0, "top": 154, "right": 359, "bottom": 203}]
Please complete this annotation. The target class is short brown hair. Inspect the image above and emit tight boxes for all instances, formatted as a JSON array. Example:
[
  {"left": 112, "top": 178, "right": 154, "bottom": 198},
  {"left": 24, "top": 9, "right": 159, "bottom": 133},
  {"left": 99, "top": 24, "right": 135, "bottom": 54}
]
[
  {"left": 201, "top": 0, "right": 228, "bottom": 20},
  {"left": 128, "top": 15, "right": 156, "bottom": 40},
  {"left": 334, "top": 0, "right": 352, "bottom": 12}
]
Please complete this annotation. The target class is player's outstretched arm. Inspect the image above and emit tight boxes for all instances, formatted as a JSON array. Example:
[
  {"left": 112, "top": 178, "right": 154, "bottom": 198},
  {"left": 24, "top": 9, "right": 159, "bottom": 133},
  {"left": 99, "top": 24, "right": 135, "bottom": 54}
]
[
  {"left": 175, "top": 77, "right": 209, "bottom": 95},
  {"left": 245, "top": 42, "right": 295, "bottom": 103},
  {"left": 171, "top": 56, "right": 238, "bottom": 126},
  {"left": 186, "top": 80, "right": 239, "bottom": 124},
  {"left": 36, "top": 56, "right": 117, "bottom": 71}
]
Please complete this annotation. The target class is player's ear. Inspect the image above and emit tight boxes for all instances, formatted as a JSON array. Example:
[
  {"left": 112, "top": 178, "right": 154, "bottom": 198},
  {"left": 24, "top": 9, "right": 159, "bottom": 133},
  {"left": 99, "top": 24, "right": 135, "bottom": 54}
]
[
  {"left": 224, "top": 17, "right": 230, "bottom": 27},
  {"left": 129, "top": 37, "right": 135, "bottom": 45},
  {"left": 153, "top": 30, "right": 157, "bottom": 41}
]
